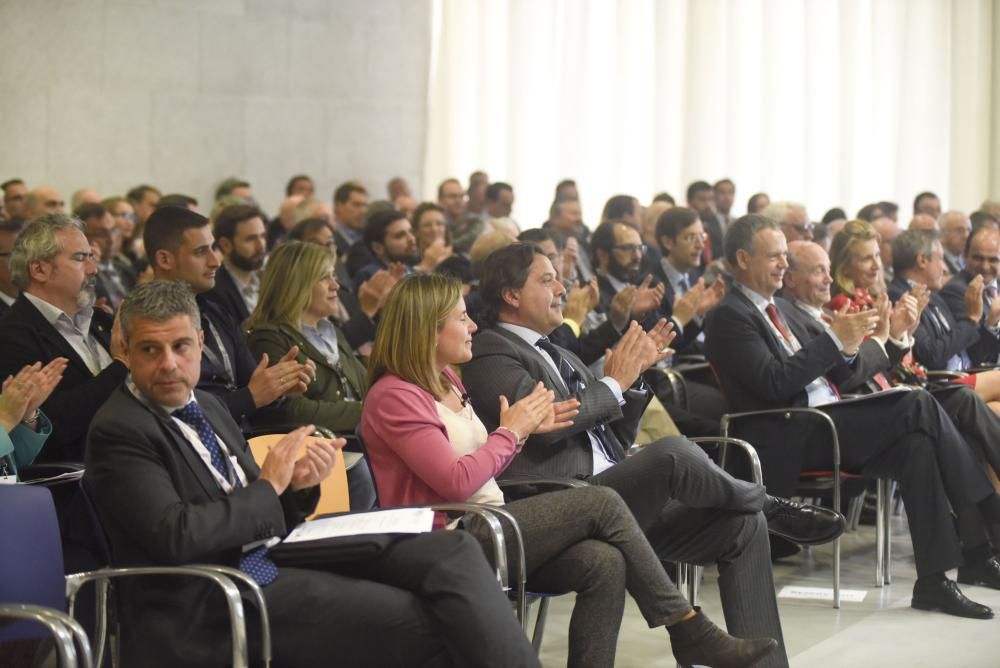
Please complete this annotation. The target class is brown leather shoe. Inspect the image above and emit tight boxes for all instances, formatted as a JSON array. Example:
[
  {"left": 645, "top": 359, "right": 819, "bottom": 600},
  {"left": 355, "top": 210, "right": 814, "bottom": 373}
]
[{"left": 668, "top": 607, "right": 778, "bottom": 668}]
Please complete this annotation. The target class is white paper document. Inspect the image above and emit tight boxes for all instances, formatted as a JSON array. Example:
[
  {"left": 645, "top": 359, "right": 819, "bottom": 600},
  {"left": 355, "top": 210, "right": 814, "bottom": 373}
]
[{"left": 283, "top": 508, "right": 435, "bottom": 544}]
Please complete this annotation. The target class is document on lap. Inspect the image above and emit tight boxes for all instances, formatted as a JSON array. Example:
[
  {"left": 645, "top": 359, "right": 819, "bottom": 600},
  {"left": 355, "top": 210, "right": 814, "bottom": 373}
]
[{"left": 283, "top": 508, "right": 435, "bottom": 543}]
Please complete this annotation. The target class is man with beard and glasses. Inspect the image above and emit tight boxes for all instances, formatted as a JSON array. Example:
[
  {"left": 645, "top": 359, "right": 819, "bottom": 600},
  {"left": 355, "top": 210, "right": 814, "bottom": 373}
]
[
  {"left": 589, "top": 220, "right": 665, "bottom": 332},
  {"left": 0, "top": 214, "right": 127, "bottom": 461},
  {"left": 205, "top": 204, "right": 268, "bottom": 327},
  {"left": 352, "top": 209, "right": 447, "bottom": 291}
]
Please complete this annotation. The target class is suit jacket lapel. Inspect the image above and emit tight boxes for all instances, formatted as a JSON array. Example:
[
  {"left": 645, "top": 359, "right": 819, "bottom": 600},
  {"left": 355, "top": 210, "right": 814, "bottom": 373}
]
[
  {"left": 16, "top": 296, "right": 94, "bottom": 375},
  {"left": 492, "top": 327, "right": 574, "bottom": 398},
  {"left": 731, "top": 288, "right": 786, "bottom": 354}
]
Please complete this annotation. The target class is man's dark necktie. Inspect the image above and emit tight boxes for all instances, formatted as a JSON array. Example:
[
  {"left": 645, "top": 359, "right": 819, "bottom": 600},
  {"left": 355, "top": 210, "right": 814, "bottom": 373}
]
[
  {"left": 173, "top": 400, "right": 278, "bottom": 586},
  {"left": 535, "top": 337, "right": 620, "bottom": 461}
]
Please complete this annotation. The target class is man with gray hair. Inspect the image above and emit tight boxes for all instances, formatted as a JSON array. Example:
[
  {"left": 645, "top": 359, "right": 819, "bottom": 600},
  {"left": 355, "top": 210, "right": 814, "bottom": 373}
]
[
  {"left": 0, "top": 213, "right": 127, "bottom": 461},
  {"left": 762, "top": 201, "right": 813, "bottom": 243}
]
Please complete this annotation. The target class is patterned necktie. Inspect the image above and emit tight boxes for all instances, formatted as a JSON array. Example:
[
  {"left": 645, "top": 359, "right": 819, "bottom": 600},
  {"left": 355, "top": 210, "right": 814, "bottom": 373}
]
[
  {"left": 536, "top": 337, "right": 580, "bottom": 392},
  {"left": 173, "top": 401, "right": 279, "bottom": 586},
  {"left": 535, "top": 337, "right": 620, "bottom": 462}
]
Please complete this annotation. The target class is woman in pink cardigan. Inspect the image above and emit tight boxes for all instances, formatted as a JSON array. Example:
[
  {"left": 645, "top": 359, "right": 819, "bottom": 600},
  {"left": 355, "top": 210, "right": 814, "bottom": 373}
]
[{"left": 360, "top": 274, "right": 776, "bottom": 668}]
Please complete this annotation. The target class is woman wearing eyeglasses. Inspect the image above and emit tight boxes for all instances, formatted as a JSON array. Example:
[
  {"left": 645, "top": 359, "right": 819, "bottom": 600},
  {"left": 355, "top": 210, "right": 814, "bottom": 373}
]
[{"left": 360, "top": 273, "right": 776, "bottom": 668}]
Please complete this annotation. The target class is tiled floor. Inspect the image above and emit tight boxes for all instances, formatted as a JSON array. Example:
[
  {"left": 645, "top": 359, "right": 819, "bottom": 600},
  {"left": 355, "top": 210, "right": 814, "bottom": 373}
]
[{"left": 537, "top": 515, "right": 1000, "bottom": 667}]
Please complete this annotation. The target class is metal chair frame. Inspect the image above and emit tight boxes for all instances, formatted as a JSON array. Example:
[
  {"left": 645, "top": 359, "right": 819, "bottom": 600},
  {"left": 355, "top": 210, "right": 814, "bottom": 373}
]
[
  {"left": 721, "top": 407, "right": 893, "bottom": 609},
  {"left": 0, "top": 603, "right": 93, "bottom": 668}
]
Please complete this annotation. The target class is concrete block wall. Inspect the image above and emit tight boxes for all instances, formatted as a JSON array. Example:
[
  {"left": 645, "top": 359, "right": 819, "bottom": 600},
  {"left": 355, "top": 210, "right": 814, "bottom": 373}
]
[{"left": 0, "top": 0, "right": 432, "bottom": 215}]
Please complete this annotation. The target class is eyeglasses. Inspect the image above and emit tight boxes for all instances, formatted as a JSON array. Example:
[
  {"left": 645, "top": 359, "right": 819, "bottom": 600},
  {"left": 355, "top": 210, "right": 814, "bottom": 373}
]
[
  {"left": 114, "top": 211, "right": 138, "bottom": 223},
  {"left": 46, "top": 200, "right": 65, "bottom": 209},
  {"left": 680, "top": 232, "right": 708, "bottom": 244},
  {"left": 613, "top": 243, "right": 647, "bottom": 255},
  {"left": 783, "top": 222, "right": 815, "bottom": 233}
]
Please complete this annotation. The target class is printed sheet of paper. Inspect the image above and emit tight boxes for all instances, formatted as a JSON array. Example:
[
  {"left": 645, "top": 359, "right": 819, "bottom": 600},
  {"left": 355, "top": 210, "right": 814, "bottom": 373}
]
[{"left": 283, "top": 508, "right": 435, "bottom": 543}]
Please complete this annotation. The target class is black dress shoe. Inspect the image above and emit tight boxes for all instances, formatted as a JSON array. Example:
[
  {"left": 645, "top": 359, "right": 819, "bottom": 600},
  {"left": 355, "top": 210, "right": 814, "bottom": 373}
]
[
  {"left": 769, "top": 535, "right": 802, "bottom": 562},
  {"left": 762, "top": 496, "right": 846, "bottom": 546},
  {"left": 958, "top": 557, "right": 1000, "bottom": 590},
  {"left": 911, "top": 577, "right": 994, "bottom": 619}
]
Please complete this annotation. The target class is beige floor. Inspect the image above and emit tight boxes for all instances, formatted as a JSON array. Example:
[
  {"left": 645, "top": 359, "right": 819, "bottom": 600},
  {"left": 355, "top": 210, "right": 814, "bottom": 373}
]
[{"left": 537, "top": 515, "right": 1000, "bottom": 667}]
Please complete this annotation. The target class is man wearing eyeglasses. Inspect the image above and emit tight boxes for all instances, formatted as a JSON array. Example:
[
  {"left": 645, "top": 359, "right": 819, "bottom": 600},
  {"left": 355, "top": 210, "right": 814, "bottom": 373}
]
[
  {"left": 763, "top": 201, "right": 814, "bottom": 243},
  {"left": 589, "top": 220, "right": 664, "bottom": 332},
  {"left": 0, "top": 213, "right": 127, "bottom": 461}
]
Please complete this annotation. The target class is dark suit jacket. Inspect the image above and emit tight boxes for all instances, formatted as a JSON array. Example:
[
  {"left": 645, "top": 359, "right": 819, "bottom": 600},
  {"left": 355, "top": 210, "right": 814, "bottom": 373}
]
[
  {"left": 779, "top": 297, "right": 907, "bottom": 394},
  {"left": 85, "top": 386, "right": 317, "bottom": 667},
  {"left": 462, "top": 326, "right": 650, "bottom": 479},
  {"left": 887, "top": 276, "right": 979, "bottom": 370},
  {"left": 0, "top": 297, "right": 10, "bottom": 318},
  {"left": 203, "top": 264, "right": 252, "bottom": 328},
  {"left": 938, "top": 269, "right": 1000, "bottom": 366},
  {"left": 648, "top": 260, "right": 704, "bottom": 354},
  {"left": 0, "top": 295, "right": 127, "bottom": 461},
  {"left": 196, "top": 294, "right": 259, "bottom": 425},
  {"left": 704, "top": 288, "right": 842, "bottom": 412},
  {"left": 246, "top": 321, "right": 367, "bottom": 433}
]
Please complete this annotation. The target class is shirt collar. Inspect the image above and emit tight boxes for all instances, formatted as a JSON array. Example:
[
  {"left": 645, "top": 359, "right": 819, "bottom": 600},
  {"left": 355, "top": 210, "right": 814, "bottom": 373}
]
[
  {"left": 602, "top": 271, "right": 630, "bottom": 294},
  {"left": 223, "top": 262, "right": 260, "bottom": 292},
  {"left": 792, "top": 299, "right": 824, "bottom": 322},
  {"left": 24, "top": 291, "right": 94, "bottom": 332},
  {"left": 0, "top": 291, "right": 14, "bottom": 307},
  {"left": 126, "top": 376, "right": 195, "bottom": 415},
  {"left": 498, "top": 321, "right": 548, "bottom": 347},
  {"left": 659, "top": 258, "right": 688, "bottom": 292},
  {"left": 734, "top": 280, "right": 773, "bottom": 313}
]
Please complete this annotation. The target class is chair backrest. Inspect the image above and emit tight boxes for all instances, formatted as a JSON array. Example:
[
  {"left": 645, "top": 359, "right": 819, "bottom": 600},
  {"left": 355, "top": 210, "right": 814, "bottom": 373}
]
[
  {"left": 246, "top": 434, "right": 349, "bottom": 518},
  {"left": 0, "top": 485, "right": 68, "bottom": 641},
  {"left": 353, "top": 427, "right": 382, "bottom": 507}
]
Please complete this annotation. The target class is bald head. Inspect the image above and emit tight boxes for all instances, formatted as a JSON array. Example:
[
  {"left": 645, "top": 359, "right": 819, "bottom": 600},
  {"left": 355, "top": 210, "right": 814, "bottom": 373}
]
[
  {"left": 909, "top": 214, "right": 938, "bottom": 232},
  {"left": 872, "top": 217, "right": 900, "bottom": 271},
  {"left": 25, "top": 186, "right": 65, "bottom": 219},
  {"left": 71, "top": 188, "right": 102, "bottom": 211},
  {"left": 784, "top": 241, "right": 832, "bottom": 308},
  {"left": 939, "top": 211, "right": 971, "bottom": 257}
]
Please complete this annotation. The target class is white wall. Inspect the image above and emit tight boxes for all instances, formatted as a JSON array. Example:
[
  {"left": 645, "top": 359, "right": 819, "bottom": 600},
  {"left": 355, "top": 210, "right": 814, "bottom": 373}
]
[{"left": 0, "top": 0, "right": 432, "bottom": 215}]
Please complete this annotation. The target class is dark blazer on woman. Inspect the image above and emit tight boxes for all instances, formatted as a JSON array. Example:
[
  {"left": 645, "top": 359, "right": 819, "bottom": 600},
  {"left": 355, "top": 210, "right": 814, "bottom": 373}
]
[{"left": 246, "top": 320, "right": 368, "bottom": 434}]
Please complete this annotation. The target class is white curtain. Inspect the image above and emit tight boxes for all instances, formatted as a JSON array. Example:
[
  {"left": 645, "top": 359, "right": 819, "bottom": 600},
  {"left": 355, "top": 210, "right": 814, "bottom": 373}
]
[{"left": 423, "top": 0, "right": 998, "bottom": 227}]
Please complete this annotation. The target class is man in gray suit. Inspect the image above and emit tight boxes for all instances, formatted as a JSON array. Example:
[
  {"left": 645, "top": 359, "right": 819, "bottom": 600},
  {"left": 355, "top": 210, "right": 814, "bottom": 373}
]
[{"left": 462, "top": 242, "right": 846, "bottom": 668}]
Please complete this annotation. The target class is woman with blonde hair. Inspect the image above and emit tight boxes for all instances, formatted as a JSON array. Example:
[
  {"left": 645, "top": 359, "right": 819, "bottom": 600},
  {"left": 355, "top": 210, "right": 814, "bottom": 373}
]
[
  {"left": 246, "top": 241, "right": 367, "bottom": 434},
  {"left": 359, "top": 273, "right": 776, "bottom": 668},
  {"left": 828, "top": 220, "right": 1000, "bottom": 418}
]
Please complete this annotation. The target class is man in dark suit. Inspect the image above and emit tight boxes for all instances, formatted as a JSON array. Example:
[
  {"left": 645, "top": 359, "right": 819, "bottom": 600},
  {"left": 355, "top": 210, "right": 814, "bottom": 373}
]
[
  {"left": 940, "top": 211, "right": 972, "bottom": 275},
  {"left": 85, "top": 280, "right": 540, "bottom": 668},
  {"left": 887, "top": 228, "right": 985, "bottom": 371},
  {"left": 0, "top": 213, "right": 127, "bottom": 461},
  {"left": 687, "top": 181, "right": 724, "bottom": 265},
  {"left": 0, "top": 219, "right": 22, "bottom": 316},
  {"left": 938, "top": 226, "right": 1000, "bottom": 366},
  {"left": 78, "top": 202, "right": 134, "bottom": 310},
  {"left": 145, "top": 206, "right": 312, "bottom": 427},
  {"left": 463, "top": 242, "right": 847, "bottom": 668},
  {"left": 204, "top": 203, "right": 268, "bottom": 328},
  {"left": 332, "top": 181, "right": 369, "bottom": 259},
  {"left": 782, "top": 241, "right": 1000, "bottom": 518},
  {"left": 705, "top": 215, "right": 1000, "bottom": 619}
]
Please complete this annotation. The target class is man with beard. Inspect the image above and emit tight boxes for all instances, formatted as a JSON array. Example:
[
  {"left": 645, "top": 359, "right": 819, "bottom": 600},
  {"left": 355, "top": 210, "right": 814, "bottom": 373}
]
[
  {"left": 0, "top": 213, "right": 127, "bottom": 461},
  {"left": 589, "top": 220, "right": 665, "bottom": 331},
  {"left": 145, "top": 206, "right": 312, "bottom": 427},
  {"left": 352, "top": 209, "right": 447, "bottom": 291},
  {"left": 205, "top": 204, "right": 268, "bottom": 326}
]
